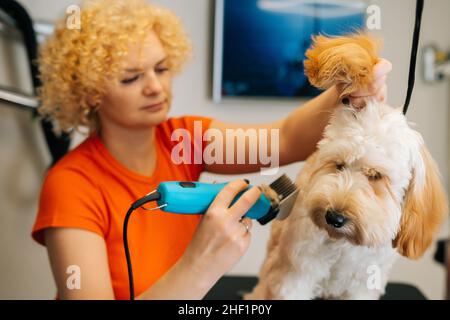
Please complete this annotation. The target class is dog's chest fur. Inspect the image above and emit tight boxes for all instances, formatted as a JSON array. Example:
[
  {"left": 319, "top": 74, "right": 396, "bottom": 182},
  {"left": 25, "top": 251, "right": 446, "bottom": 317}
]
[{"left": 286, "top": 215, "right": 398, "bottom": 299}]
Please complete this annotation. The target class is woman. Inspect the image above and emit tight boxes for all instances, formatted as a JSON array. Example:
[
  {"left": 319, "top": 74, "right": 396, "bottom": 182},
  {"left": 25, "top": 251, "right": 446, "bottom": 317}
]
[{"left": 32, "top": 0, "right": 391, "bottom": 299}]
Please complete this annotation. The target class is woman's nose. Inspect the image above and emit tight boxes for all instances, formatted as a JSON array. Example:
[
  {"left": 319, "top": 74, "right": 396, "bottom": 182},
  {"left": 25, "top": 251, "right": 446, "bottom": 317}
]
[{"left": 143, "top": 73, "right": 163, "bottom": 96}]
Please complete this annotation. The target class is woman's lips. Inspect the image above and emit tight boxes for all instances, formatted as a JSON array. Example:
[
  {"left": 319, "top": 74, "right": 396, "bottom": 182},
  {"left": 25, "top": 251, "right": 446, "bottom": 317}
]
[{"left": 141, "top": 101, "right": 165, "bottom": 112}]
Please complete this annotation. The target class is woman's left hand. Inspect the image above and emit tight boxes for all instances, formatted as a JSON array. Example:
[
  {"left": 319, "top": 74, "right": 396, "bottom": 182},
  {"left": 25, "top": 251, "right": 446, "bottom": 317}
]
[{"left": 347, "top": 58, "right": 392, "bottom": 109}]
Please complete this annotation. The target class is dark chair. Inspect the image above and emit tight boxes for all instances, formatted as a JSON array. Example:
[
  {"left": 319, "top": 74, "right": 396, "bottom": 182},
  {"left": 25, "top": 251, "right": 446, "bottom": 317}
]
[
  {"left": 434, "top": 239, "right": 450, "bottom": 299},
  {"left": 0, "top": 0, "right": 70, "bottom": 166}
]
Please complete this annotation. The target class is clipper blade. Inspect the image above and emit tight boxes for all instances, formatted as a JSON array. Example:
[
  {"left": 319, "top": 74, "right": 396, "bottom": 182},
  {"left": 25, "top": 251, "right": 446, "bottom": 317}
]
[{"left": 258, "top": 174, "right": 299, "bottom": 224}]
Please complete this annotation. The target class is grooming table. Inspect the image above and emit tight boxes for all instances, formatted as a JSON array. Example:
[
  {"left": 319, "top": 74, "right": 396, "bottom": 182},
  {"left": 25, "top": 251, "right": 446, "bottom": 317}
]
[{"left": 204, "top": 276, "right": 427, "bottom": 300}]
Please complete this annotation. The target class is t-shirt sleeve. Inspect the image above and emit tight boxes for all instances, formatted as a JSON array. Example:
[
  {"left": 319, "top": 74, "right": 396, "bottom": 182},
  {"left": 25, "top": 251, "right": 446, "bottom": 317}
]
[{"left": 32, "top": 166, "right": 109, "bottom": 246}]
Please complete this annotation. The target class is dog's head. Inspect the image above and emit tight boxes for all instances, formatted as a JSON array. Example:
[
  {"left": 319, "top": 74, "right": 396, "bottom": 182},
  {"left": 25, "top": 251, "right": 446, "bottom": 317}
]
[
  {"left": 300, "top": 102, "right": 447, "bottom": 259},
  {"left": 301, "top": 33, "right": 447, "bottom": 259}
]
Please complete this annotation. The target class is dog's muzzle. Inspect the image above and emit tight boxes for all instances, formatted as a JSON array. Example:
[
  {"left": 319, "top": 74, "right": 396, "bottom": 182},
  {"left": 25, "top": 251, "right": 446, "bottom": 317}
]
[{"left": 325, "top": 209, "right": 347, "bottom": 228}]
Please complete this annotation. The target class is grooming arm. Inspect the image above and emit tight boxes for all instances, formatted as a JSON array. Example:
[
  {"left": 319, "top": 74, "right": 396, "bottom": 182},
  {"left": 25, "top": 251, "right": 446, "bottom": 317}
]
[{"left": 279, "top": 85, "right": 341, "bottom": 163}]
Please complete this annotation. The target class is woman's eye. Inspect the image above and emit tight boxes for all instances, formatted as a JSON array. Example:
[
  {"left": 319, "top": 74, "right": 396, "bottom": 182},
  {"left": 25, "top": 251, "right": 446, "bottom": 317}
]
[
  {"left": 156, "top": 67, "right": 169, "bottom": 74},
  {"left": 121, "top": 74, "right": 141, "bottom": 84}
]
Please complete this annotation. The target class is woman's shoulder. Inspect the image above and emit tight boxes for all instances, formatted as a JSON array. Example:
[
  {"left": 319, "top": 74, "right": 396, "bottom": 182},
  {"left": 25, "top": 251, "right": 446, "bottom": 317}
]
[
  {"left": 44, "top": 135, "right": 102, "bottom": 187},
  {"left": 34, "top": 135, "right": 109, "bottom": 246}
]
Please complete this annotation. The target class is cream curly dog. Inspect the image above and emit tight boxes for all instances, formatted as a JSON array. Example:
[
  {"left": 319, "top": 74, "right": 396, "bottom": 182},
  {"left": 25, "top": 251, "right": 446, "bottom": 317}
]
[{"left": 246, "top": 34, "right": 448, "bottom": 300}]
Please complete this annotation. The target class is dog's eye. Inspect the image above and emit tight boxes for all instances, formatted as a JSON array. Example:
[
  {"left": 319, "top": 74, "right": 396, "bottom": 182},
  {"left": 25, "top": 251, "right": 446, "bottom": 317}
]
[
  {"left": 368, "top": 171, "right": 383, "bottom": 181},
  {"left": 335, "top": 163, "right": 345, "bottom": 171}
]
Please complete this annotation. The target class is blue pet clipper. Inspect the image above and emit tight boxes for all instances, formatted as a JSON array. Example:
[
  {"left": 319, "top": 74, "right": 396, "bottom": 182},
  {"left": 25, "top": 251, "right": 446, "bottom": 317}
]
[
  {"left": 123, "top": 174, "right": 299, "bottom": 300},
  {"left": 141, "top": 174, "right": 299, "bottom": 225}
]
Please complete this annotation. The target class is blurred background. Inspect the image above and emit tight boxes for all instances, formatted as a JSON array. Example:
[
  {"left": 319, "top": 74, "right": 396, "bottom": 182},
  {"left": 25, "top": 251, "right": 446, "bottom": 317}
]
[{"left": 0, "top": 0, "right": 448, "bottom": 299}]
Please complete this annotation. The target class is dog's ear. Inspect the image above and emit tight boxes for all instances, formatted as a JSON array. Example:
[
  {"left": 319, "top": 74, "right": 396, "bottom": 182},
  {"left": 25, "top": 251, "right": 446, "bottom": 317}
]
[
  {"left": 304, "top": 33, "right": 380, "bottom": 96},
  {"left": 393, "top": 145, "right": 448, "bottom": 259}
]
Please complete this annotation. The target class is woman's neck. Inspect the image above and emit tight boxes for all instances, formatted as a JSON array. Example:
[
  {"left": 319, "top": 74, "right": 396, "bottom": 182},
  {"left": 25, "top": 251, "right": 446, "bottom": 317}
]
[{"left": 98, "top": 124, "right": 158, "bottom": 177}]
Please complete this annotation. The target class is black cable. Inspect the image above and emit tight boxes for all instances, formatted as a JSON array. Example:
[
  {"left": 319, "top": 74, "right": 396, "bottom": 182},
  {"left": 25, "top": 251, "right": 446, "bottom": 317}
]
[
  {"left": 403, "top": 0, "right": 424, "bottom": 115},
  {"left": 123, "top": 191, "right": 161, "bottom": 300}
]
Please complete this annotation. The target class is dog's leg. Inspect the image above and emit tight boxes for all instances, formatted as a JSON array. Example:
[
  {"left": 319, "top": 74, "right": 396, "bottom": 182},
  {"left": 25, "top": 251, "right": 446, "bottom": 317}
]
[
  {"left": 246, "top": 218, "right": 336, "bottom": 300},
  {"left": 244, "top": 220, "right": 285, "bottom": 300},
  {"left": 245, "top": 251, "right": 321, "bottom": 300}
]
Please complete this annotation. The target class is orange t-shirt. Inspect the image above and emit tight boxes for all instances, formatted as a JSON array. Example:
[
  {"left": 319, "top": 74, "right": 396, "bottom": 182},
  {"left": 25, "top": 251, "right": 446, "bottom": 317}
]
[{"left": 32, "top": 115, "right": 213, "bottom": 299}]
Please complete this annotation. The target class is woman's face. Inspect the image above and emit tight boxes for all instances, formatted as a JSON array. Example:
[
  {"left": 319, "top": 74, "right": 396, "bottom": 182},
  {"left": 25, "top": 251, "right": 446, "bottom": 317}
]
[{"left": 97, "top": 31, "right": 172, "bottom": 132}]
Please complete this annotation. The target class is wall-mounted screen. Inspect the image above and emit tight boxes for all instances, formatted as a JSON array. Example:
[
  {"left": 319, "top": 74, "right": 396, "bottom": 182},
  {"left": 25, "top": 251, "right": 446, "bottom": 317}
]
[{"left": 213, "top": 0, "right": 367, "bottom": 102}]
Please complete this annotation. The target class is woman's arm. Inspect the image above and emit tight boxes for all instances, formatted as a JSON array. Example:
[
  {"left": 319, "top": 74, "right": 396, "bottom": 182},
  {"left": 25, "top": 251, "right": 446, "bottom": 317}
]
[
  {"left": 277, "top": 85, "right": 341, "bottom": 164},
  {"left": 205, "top": 86, "right": 340, "bottom": 174},
  {"left": 45, "top": 228, "right": 115, "bottom": 299},
  {"left": 45, "top": 228, "right": 211, "bottom": 299},
  {"left": 278, "top": 59, "right": 390, "bottom": 164},
  {"left": 45, "top": 180, "right": 259, "bottom": 300},
  {"left": 205, "top": 59, "right": 391, "bottom": 174}
]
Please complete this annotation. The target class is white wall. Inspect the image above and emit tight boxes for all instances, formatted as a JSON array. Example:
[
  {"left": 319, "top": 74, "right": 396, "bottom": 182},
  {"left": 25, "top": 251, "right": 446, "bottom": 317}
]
[{"left": 0, "top": 0, "right": 448, "bottom": 299}]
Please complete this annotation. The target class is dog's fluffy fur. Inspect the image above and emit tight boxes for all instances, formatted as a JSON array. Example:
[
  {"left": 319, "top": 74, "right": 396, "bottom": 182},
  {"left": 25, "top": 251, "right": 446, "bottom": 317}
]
[
  {"left": 304, "top": 33, "right": 380, "bottom": 97},
  {"left": 246, "top": 34, "right": 448, "bottom": 300}
]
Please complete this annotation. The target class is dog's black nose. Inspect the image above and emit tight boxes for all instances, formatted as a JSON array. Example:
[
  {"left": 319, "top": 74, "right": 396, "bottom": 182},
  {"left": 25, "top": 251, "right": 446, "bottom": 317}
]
[{"left": 325, "top": 210, "right": 347, "bottom": 228}]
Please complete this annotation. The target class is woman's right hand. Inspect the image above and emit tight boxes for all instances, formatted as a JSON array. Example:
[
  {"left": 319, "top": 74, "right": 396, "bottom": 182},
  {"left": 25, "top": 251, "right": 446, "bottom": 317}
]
[
  {"left": 44, "top": 179, "right": 261, "bottom": 300},
  {"left": 179, "top": 179, "right": 261, "bottom": 287}
]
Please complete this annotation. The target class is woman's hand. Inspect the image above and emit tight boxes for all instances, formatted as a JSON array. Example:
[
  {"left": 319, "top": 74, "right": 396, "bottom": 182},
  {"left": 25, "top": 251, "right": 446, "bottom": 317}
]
[
  {"left": 345, "top": 58, "right": 392, "bottom": 109},
  {"left": 179, "top": 179, "right": 260, "bottom": 288}
]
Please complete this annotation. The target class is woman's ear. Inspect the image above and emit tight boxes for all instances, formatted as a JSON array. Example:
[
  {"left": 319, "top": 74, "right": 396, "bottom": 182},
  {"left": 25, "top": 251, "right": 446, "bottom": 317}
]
[
  {"left": 86, "top": 94, "right": 101, "bottom": 110},
  {"left": 393, "top": 145, "right": 448, "bottom": 259}
]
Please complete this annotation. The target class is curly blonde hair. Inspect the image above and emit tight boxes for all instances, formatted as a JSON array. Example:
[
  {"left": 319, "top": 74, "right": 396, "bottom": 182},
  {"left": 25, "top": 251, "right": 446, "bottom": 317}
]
[{"left": 38, "top": 0, "right": 192, "bottom": 133}]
